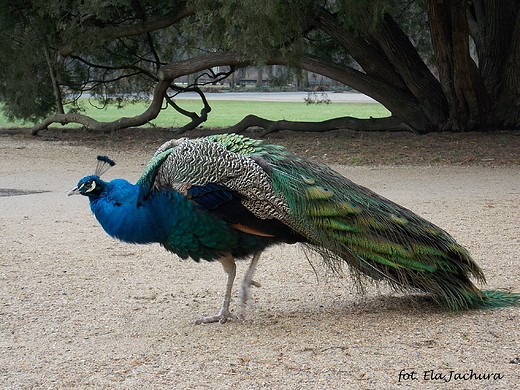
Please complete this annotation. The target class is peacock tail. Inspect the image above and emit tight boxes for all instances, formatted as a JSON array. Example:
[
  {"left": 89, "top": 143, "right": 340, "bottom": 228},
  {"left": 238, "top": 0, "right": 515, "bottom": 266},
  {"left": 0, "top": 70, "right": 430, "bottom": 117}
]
[{"left": 151, "top": 134, "right": 518, "bottom": 311}]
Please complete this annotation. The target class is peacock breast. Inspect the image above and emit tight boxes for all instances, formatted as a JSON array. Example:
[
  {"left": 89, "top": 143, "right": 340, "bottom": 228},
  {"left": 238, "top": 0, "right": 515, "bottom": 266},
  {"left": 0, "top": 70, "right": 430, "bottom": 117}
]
[{"left": 89, "top": 180, "right": 172, "bottom": 244}]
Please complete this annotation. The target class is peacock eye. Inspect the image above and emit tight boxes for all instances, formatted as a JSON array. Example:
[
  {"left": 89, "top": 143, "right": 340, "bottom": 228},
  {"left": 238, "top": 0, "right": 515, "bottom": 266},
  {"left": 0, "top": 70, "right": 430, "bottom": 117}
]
[{"left": 82, "top": 181, "right": 96, "bottom": 192}]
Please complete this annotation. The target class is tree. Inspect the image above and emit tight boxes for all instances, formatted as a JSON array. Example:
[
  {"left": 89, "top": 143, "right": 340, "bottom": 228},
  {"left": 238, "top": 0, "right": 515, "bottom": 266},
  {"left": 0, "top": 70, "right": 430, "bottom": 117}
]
[
  {"left": 0, "top": 0, "right": 195, "bottom": 129},
  {"left": 0, "top": 1, "right": 62, "bottom": 123},
  {"left": 1, "top": 0, "right": 519, "bottom": 135}
]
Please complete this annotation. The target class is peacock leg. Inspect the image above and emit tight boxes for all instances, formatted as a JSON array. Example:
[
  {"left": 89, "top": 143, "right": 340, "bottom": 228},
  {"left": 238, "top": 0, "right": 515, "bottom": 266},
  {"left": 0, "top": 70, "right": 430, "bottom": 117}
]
[
  {"left": 238, "top": 251, "right": 262, "bottom": 319},
  {"left": 195, "top": 253, "right": 237, "bottom": 324}
]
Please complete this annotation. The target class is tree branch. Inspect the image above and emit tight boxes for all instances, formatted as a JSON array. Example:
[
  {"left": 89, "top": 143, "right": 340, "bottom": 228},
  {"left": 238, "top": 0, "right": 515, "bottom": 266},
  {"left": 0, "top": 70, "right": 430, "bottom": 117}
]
[
  {"left": 69, "top": 54, "right": 159, "bottom": 81},
  {"left": 31, "top": 47, "right": 426, "bottom": 135},
  {"left": 43, "top": 43, "right": 64, "bottom": 114},
  {"left": 369, "top": 13, "right": 448, "bottom": 126},
  {"left": 308, "top": 8, "right": 407, "bottom": 90},
  {"left": 30, "top": 79, "right": 171, "bottom": 134},
  {"left": 223, "top": 115, "right": 414, "bottom": 135},
  {"left": 166, "top": 86, "right": 212, "bottom": 134},
  {"left": 166, "top": 67, "right": 236, "bottom": 134}
]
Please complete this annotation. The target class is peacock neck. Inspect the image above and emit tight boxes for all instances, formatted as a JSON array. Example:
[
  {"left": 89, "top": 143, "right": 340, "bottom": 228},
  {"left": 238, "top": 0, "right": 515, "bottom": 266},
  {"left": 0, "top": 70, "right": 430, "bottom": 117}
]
[{"left": 89, "top": 179, "right": 171, "bottom": 244}]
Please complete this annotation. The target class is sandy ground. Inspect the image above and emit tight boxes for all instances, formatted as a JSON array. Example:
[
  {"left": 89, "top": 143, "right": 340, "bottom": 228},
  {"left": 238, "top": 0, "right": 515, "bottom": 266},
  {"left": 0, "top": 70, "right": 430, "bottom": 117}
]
[{"left": 1, "top": 135, "right": 519, "bottom": 389}]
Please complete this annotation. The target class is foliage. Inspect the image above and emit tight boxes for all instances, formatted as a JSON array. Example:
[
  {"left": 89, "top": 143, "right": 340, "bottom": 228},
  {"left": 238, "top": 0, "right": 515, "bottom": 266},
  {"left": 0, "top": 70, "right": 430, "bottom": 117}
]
[{"left": 188, "top": 0, "right": 312, "bottom": 62}]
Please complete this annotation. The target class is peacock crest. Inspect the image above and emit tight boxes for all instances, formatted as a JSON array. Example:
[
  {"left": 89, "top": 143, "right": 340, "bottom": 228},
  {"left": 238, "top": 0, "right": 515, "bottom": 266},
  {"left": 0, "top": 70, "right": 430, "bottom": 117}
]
[{"left": 94, "top": 155, "right": 116, "bottom": 177}]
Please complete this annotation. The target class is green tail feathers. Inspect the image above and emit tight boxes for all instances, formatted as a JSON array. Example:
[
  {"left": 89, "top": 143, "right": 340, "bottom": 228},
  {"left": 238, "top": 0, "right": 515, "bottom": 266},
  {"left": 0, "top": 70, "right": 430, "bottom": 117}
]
[
  {"left": 476, "top": 291, "right": 520, "bottom": 309},
  {"left": 195, "top": 134, "right": 520, "bottom": 311},
  {"left": 427, "top": 282, "right": 519, "bottom": 311}
]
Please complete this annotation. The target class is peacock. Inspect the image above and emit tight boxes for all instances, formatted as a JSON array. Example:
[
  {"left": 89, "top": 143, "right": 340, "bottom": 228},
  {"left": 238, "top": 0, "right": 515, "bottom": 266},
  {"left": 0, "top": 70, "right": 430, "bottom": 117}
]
[{"left": 69, "top": 133, "right": 518, "bottom": 323}]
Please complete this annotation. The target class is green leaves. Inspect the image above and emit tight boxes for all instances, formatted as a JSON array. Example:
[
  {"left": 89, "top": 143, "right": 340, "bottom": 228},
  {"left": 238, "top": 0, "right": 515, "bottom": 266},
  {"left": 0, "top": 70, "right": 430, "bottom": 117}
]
[{"left": 188, "top": 0, "right": 312, "bottom": 63}]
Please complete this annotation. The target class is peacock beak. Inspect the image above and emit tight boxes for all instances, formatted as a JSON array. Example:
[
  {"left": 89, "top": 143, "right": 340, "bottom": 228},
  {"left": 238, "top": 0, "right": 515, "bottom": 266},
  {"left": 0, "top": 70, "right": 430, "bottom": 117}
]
[{"left": 67, "top": 186, "right": 80, "bottom": 196}]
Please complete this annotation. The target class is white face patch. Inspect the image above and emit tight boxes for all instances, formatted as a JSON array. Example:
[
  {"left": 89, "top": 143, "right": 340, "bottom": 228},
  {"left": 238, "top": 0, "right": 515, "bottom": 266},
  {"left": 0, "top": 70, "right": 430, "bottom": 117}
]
[{"left": 86, "top": 180, "right": 96, "bottom": 192}]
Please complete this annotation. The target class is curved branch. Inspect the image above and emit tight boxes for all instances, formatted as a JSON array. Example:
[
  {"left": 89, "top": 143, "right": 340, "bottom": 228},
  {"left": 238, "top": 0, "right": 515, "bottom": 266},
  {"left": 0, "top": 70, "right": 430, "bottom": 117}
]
[
  {"left": 165, "top": 67, "right": 235, "bottom": 133},
  {"left": 30, "top": 79, "right": 171, "bottom": 134},
  {"left": 159, "top": 52, "right": 254, "bottom": 80},
  {"left": 166, "top": 86, "right": 212, "bottom": 134},
  {"left": 159, "top": 51, "right": 430, "bottom": 131},
  {"left": 223, "top": 115, "right": 414, "bottom": 135}
]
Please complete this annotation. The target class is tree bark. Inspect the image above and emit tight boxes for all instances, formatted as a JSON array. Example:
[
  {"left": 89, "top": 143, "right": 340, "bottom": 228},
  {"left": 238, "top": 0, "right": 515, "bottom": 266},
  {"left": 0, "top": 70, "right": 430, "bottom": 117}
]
[
  {"left": 368, "top": 13, "right": 448, "bottom": 128},
  {"left": 426, "top": 0, "right": 491, "bottom": 131},
  {"left": 468, "top": 0, "right": 519, "bottom": 100},
  {"left": 492, "top": 8, "right": 520, "bottom": 127}
]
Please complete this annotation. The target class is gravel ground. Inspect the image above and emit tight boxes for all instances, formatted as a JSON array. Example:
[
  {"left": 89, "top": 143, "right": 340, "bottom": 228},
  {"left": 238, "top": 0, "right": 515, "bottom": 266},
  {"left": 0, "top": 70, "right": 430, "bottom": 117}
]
[{"left": 1, "top": 134, "right": 519, "bottom": 389}]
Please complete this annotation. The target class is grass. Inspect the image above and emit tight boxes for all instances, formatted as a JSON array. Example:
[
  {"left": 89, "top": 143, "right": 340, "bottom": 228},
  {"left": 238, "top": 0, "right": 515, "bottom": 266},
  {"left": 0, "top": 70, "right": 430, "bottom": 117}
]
[{"left": 0, "top": 99, "right": 390, "bottom": 129}]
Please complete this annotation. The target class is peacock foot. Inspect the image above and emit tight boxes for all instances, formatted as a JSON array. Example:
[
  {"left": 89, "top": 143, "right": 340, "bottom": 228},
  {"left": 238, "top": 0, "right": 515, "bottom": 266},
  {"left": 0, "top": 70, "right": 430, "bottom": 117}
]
[
  {"left": 194, "top": 308, "right": 237, "bottom": 325},
  {"left": 238, "top": 280, "right": 262, "bottom": 319}
]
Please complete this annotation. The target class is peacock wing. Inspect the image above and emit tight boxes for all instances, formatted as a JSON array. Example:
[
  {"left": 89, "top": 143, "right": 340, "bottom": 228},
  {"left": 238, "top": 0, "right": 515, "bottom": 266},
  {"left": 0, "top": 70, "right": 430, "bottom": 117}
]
[
  {"left": 154, "top": 135, "right": 481, "bottom": 281},
  {"left": 152, "top": 136, "right": 291, "bottom": 224}
]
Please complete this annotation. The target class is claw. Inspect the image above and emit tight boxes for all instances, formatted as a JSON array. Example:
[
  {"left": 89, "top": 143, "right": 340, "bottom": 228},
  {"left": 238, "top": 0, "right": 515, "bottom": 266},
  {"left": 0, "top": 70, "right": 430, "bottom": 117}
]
[{"left": 195, "top": 308, "right": 237, "bottom": 325}]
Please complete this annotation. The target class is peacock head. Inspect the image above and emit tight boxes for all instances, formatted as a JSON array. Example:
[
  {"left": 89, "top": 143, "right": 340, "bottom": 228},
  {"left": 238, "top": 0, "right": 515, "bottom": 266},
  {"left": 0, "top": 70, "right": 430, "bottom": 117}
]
[
  {"left": 68, "top": 175, "right": 106, "bottom": 198},
  {"left": 68, "top": 156, "right": 115, "bottom": 198}
]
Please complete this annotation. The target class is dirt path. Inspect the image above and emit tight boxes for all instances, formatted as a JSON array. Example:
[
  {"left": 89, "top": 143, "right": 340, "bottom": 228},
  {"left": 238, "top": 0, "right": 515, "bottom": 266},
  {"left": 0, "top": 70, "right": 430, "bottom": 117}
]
[{"left": 1, "top": 135, "right": 519, "bottom": 389}]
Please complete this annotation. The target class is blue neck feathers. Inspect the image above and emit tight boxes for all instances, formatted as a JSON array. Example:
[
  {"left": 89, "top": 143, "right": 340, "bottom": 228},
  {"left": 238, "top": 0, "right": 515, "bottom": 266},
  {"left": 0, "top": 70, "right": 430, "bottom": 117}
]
[{"left": 89, "top": 179, "right": 176, "bottom": 244}]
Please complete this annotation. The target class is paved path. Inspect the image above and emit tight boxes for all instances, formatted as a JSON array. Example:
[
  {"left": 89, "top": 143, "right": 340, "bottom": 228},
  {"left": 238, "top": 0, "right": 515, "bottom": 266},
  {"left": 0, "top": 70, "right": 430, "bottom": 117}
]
[{"left": 173, "top": 91, "right": 377, "bottom": 103}]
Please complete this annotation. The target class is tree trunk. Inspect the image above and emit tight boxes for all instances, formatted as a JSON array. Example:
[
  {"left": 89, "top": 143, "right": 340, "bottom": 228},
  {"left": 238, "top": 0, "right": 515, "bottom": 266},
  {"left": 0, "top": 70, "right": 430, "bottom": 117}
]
[
  {"left": 468, "top": 0, "right": 518, "bottom": 99},
  {"left": 492, "top": 8, "right": 520, "bottom": 128},
  {"left": 43, "top": 44, "right": 64, "bottom": 115},
  {"left": 256, "top": 67, "right": 263, "bottom": 87},
  {"left": 426, "top": 0, "right": 491, "bottom": 131},
  {"left": 468, "top": 0, "right": 520, "bottom": 128}
]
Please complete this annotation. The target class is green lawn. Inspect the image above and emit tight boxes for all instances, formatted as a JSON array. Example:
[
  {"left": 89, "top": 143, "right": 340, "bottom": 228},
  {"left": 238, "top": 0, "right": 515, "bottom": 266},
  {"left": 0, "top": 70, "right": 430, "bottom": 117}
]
[{"left": 1, "top": 99, "right": 390, "bottom": 129}]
